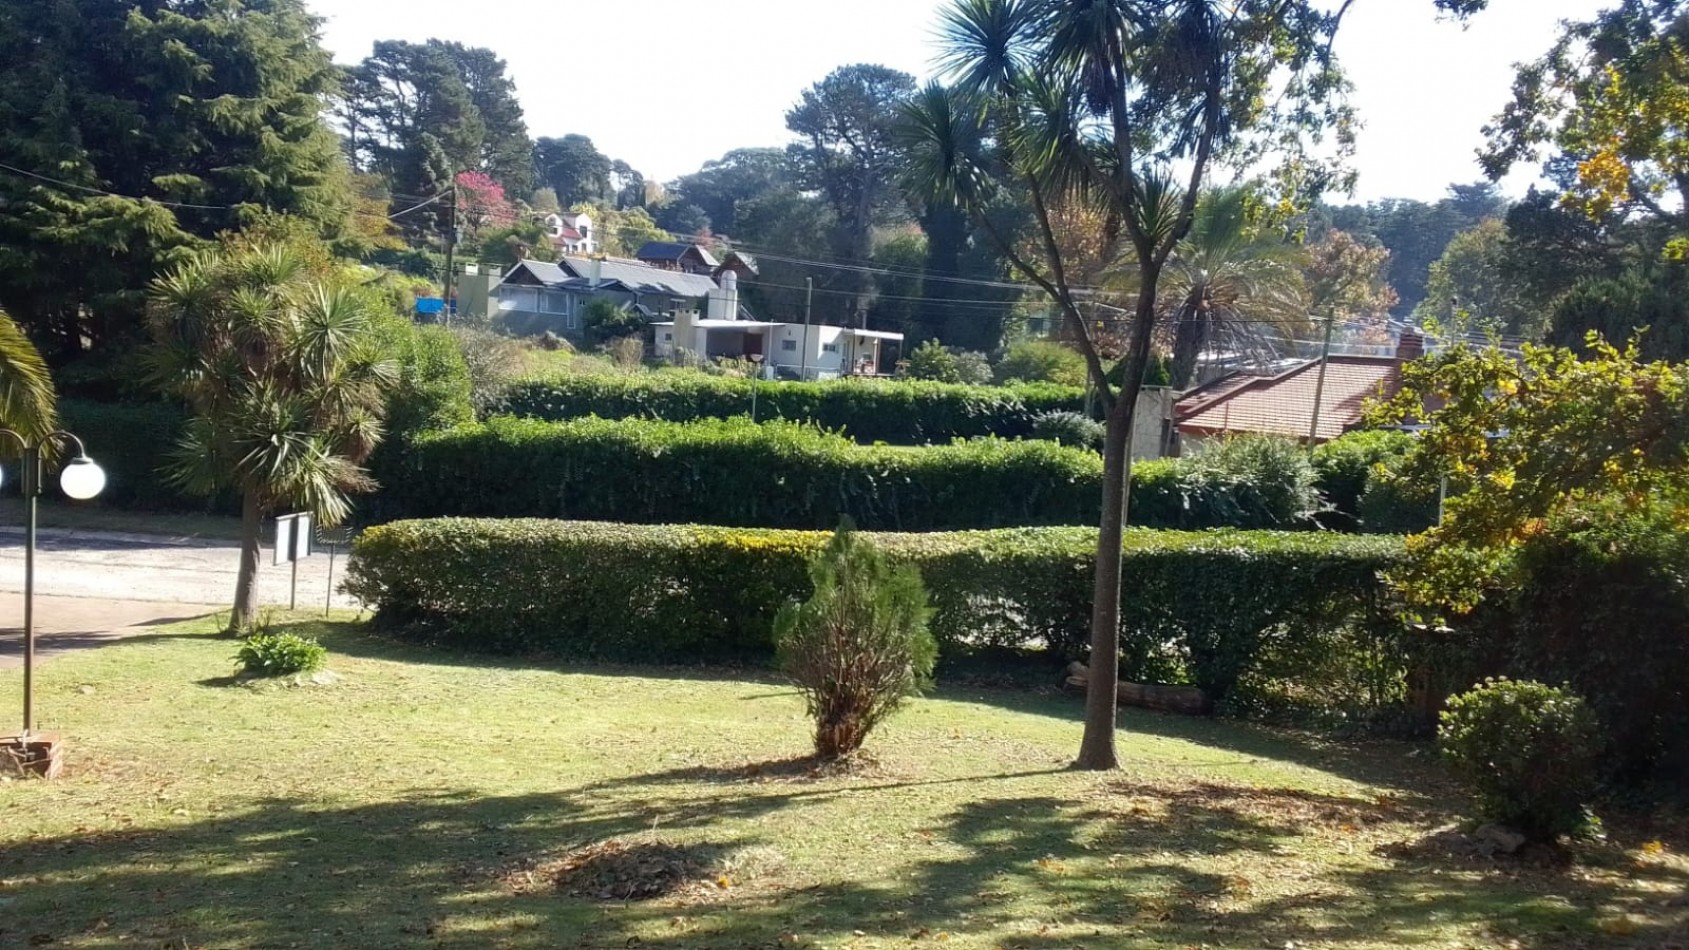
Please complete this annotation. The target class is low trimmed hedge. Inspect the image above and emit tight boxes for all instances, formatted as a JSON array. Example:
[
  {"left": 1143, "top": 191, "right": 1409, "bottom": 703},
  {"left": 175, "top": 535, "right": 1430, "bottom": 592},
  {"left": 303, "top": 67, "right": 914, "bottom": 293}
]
[
  {"left": 347, "top": 518, "right": 1406, "bottom": 705},
  {"left": 496, "top": 374, "right": 1087, "bottom": 444},
  {"left": 375, "top": 416, "right": 1321, "bottom": 532}
]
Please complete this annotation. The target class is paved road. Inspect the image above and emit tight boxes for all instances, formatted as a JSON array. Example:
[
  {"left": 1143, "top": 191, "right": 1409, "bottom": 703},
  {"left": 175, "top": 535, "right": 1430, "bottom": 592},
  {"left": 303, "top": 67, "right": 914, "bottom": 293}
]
[
  {"left": 0, "top": 527, "right": 361, "bottom": 612},
  {"left": 0, "top": 593, "right": 215, "bottom": 670}
]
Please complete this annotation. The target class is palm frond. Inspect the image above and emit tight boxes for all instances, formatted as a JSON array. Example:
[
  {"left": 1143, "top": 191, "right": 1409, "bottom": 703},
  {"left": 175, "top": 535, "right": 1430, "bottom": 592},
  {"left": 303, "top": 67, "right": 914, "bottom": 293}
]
[
  {"left": 935, "top": 0, "right": 1041, "bottom": 94},
  {"left": 0, "top": 310, "right": 56, "bottom": 445}
]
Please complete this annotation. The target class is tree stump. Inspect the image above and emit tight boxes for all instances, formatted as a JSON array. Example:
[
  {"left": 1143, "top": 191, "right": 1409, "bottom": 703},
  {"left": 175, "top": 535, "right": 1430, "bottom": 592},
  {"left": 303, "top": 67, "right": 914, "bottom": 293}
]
[{"left": 1064, "top": 662, "right": 1213, "bottom": 716}]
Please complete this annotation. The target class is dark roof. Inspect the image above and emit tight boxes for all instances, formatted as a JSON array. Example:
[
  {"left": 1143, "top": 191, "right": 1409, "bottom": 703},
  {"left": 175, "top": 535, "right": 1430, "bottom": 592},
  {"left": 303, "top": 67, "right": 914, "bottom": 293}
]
[
  {"left": 1174, "top": 356, "right": 1404, "bottom": 443},
  {"left": 635, "top": 241, "right": 720, "bottom": 268},
  {"left": 715, "top": 250, "right": 760, "bottom": 276},
  {"left": 501, "top": 259, "right": 568, "bottom": 286},
  {"left": 559, "top": 256, "right": 720, "bottom": 298}
]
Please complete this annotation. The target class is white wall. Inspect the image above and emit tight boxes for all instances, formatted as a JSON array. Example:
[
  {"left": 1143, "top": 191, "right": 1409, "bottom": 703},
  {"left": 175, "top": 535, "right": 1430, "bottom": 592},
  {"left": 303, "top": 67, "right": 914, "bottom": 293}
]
[{"left": 767, "top": 324, "right": 847, "bottom": 378}]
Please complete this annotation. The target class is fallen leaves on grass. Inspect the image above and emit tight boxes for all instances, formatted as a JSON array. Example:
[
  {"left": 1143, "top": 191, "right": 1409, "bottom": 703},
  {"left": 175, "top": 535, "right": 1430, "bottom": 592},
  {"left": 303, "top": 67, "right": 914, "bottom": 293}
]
[{"left": 503, "top": 838, "right": 787, "bottom": 905}]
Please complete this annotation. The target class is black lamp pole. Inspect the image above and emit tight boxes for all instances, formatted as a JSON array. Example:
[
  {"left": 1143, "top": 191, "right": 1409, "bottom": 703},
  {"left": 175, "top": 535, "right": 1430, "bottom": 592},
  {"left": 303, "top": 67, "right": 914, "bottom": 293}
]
[{"left": 1, "top": 430, "right": 104, "bottom": 736}]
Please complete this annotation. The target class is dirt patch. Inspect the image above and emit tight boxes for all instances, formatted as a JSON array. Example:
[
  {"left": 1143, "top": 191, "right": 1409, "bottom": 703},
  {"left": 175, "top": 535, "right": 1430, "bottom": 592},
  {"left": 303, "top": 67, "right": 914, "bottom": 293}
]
[{"left": 504, "top": 838, "right": 787, "bottom": 904}]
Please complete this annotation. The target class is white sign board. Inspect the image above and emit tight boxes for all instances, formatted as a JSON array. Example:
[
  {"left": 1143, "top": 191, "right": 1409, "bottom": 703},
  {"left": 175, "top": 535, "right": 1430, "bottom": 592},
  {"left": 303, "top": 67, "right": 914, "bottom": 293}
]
[{"left": 274, "top": 513, "right": 313, "bottom": 566}]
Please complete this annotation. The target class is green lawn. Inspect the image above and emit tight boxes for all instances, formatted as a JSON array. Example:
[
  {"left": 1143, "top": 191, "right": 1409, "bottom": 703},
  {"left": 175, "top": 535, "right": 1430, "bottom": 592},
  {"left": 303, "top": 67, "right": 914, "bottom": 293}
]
[{"left": 1, "top": 616, "right": 1682, "bottom": 949}]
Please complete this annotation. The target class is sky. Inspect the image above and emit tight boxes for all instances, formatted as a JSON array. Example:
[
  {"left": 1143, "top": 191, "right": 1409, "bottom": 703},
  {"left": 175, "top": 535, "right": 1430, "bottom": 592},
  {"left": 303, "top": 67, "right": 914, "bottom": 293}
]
[{"left": 307, "top": 0, "right": 1600, "bottom": 204}]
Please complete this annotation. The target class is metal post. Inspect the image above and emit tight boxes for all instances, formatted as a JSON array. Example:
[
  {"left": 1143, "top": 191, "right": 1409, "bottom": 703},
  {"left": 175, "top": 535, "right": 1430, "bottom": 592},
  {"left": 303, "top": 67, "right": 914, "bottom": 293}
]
[
  {"left": 750, "top": 370, "right": 759, "bottom": 422},
  {"left": 1306, "top": 309, "right": 1336, "bottom": 450},
  {"left": 290, "top": 557, "right": 299, "bottom": 611},
  {"left": 21, "top": 445, "right": 37, "bottom": 735},
  {"left": 800, "top": 277, "right": 814, "bottom": 382},
  {"left": 440, "top": 180, "right": 458, "bottom": 323},
  {"left": 325, "top": 542, "right": 336, "bottom": 619}
]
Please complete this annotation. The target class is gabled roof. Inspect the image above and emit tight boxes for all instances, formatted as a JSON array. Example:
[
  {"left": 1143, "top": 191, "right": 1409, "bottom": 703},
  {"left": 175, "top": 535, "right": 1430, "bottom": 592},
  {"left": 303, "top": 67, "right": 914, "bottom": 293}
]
[
  {"left": 1175, "top": 356, "right": 1403, "bottom": 443},
  {"left": 715, "top": 250, "right": 760, "bottom": 277},
  {"left": 501, "top": 259, "right": 569, "bottom": 286},
  {"left": 559, "top": 256, "right": 720, "bottom": 298},
  {"left": 635, "top": 241, "right": 719, "bottom": 268}
]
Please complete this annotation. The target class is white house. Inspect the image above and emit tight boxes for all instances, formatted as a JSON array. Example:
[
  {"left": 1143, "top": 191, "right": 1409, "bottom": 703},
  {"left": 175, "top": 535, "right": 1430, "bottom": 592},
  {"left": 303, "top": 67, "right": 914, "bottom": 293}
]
[
  {"left": 541, "top": 212, "right": 596, "bottom": 255},
  {"left": 650, "top": 272, "right": 902, "bottom": 377}
]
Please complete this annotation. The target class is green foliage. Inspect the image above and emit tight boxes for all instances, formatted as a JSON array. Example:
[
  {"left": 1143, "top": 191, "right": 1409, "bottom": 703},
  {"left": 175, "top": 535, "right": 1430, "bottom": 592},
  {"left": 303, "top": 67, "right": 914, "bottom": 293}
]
[
  {"left": 1135, "top": 435, "right": 1320, "bottom": 530},
  {"left": 1548, "top": 259, "right": 1689, "bottom": 364},
  {"left": 774, "top": 522, "right": 937, "bottom": 758},
  {"left": 995, "top": 341, "right": 1089, "bottom": 386},
  {"left": 1412, "top": 220, "right": 1543, "bottom": 339},
  {"left": 381, "top": 416, "right": 1103, "bottom": 531},
  {"left": 581, "top": 298, "right": 646, "bottom": 346},
  {"left": 1369, "top": 339, "right": 1689, "bottom": 615},
  {"left": 1030, "top": 410, "right": 1105, "bottom": 451},
  {"left": 58, "top": 401, "right": 234, "bottom": 514},
  {"left": 0, "top": 0, "right": 351, "bottom": 360},
  {"left": 347, "top": 519, "right": 1402, "bottom": 710},
  {"left": 902, "top": 339, "right": 963, "bottom": 382},
  {"left": 1439, "top": 679, "right": 1603, "bottom": 842},
  {"left": 381, "top": 416, "right": 1328, "bottom": 532},
  {"left": 1312, "top": 429, "right": 1417, "bottom": 530},
  {"left": 235, "top": 631, "right": 328, "bottom": 678},
  {"left": 1490, "top": 499, "right": 1689, "bottom": 781},
  {"left": 497, "top": 373, "right": 1086, "bottom": 444}
]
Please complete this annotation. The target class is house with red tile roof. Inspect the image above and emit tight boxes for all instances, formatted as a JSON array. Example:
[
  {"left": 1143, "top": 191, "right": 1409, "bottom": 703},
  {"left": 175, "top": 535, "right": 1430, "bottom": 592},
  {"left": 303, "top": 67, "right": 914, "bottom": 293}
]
[{"left": 1174, "top": 332, "right": 1425, "bottom": 448}]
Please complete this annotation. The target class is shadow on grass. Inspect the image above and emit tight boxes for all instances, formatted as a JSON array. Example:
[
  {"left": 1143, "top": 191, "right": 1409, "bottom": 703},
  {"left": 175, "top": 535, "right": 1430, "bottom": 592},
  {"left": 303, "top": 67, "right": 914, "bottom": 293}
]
[{"left": 4, "top": 775, "right": 1680, "bottom": 949}]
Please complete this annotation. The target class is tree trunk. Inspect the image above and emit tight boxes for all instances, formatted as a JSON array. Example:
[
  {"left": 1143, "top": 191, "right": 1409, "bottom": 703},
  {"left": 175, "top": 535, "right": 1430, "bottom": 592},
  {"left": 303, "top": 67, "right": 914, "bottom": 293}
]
[
  {"left": 1075, "top": 401, "right": 1131, "bottom": 770},
  {"left": 1075, "top": 262, "right": 1163, "bottom": 771},
  {"left": 230, "top": 490, "right": 262, "bottom": 634}
]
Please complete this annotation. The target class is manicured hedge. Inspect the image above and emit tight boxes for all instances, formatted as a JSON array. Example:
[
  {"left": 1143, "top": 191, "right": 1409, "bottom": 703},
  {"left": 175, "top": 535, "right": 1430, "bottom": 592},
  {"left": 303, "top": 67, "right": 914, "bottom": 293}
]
[
  {"left": 375, "top": 416, "right": 1321, "bottom": 532},
  {"left": 346, "top": 518, "right": 1406, "bottom": 705},
  {"left": 496, "top": 374, "right": 1087, "bottom": 444}
]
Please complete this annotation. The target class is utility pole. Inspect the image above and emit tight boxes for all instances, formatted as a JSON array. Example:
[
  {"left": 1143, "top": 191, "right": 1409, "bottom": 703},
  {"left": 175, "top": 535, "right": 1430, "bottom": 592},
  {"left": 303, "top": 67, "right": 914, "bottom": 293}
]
[
  {"left": 800, "top": 276, "right": 814, "bottom": 382},
  {"left": 440, "top": 178, "right": 459, "bottom": 324},
  {"left": 1306, "top": 307, "right": 1336, "bottom": 450}
]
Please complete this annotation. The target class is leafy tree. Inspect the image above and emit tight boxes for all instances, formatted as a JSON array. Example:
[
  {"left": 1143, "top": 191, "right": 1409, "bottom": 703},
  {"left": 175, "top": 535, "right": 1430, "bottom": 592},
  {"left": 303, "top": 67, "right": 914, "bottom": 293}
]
[
  {"left": 454, "top": 171, "right": 514, "bottom": 238},
  {"left": 1368, "top": 338, "right": 1688, "bottom": 618},
  {"left": 143, "top": 240, "right": 397, "bottom": 632},
  {"left": 1413, "top": 219, "right": 1543, "bottom": 339},
  {"left": 1483, "top": 0, "right": 1689, "bottom": 230},
  {"left": 474, "top": 220, "right": 556, "bottom": 271},
  {"left": 581, "top": 297, "right": 647, "bottom": 346},
  {"left": 661, "top": 148, "right": 799, "bottom": 237},
  {"left": 868, "top": 232, "right": 928, "bottom": 337},
  {"left": 1318, "top": 184, "right": 1504, "bottom": 316},
  {"left": 534, "top": 134, "right": 613, "bottom": 207},
  {"left": 577, "top": 203, "right": 673, "bottom": 258},
  {"left": 0, "top": 0, "right": 351, "bottom": 360},
  {"left": 342, "top": 40, "right": 532, "bottom": 197},
  {"left": 1303, "top": 228, "right": 1398, "bottom": 344},
  {"left": 774, "top": 522, "right": 936, "bottom": 760},
  {"left": 787, "top": 64, "right": 919, "bottom": 324},
  {"left": 996, "top": 340, "right": 1088, "bottom": 386},
  {"left": 1548, "top": 258, "right": 1689, "bottom": 362},
  {"left": 901, "top": 0, "right": 1462, "bottom": 769}
]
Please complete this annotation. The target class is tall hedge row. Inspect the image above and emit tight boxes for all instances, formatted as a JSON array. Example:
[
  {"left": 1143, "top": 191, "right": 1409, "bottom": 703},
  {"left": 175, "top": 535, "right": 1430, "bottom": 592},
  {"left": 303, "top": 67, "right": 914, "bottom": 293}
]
[
  {"left": 496, "top": 374, "right": 1087, "bottom": 444},
  {"left": 56, "top": 400, "right": 243, "bottom": 513},
  {"left": 373, "top": 416, "right": 1323, "bottom": 531},
  {"left": 346, "top": 518, "right": 1406, "bottom": 706}
]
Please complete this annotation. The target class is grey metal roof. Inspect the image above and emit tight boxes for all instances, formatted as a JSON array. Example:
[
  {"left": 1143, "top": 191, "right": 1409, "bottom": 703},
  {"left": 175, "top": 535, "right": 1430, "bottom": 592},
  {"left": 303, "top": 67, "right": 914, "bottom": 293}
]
[
  {"left": 559, "top": 256, "right": 719, "bottom": 298},
  {"left": 635, "top": 241, "right": 720, "bottom": 268},
  {"left": 502, "top": 259, "right": 568, "bottom": 285}
]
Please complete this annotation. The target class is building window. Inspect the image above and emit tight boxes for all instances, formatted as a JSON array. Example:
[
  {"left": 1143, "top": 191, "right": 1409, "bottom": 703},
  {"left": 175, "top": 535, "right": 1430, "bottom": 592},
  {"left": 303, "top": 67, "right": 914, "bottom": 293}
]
[
  {"left": 821, "top": 342, "right": 840, "bottom": 354},
  {"left": 781, "top": 339, "right": 797, "bottom": 352},
  {"left": 663, "top": 332, "right": 673, "bottom": 341}
]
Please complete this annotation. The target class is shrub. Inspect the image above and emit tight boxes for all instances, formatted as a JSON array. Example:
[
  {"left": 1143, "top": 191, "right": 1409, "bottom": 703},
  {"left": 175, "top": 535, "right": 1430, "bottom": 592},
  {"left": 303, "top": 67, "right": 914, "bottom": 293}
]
[
  {"left": 496, "top": 373, "right": 1087, "bottom": 444},
  {"left": 235, "top": 631, "right": 329, "bottom": 678},
  {"left": 346, "top": 519, "right": 1403, "bottom": 710},
  {"left": 996, "top": 340, "right": 1088, "bottom": 386},
  {"left": 605, "top": 336, "right": 646, "bottom": 370},
  {"left": 449, "top": 327, "right": 526, "bottom": 415},
  {"left": 582, "top": 297, "right": 645, "bottom": 346},
  {"left": 59, "top": 400, "right": 236, "bottom": 513},
  {"left": 775, "top": 522, "right": 937, "bottom": 759},
  {"left": 1133, "top": 435, "right": 1320, "bottom": 530},
  {"left": 1356, "top": 468, "right": 1441, "bottom": 535},
  {"left": 1495, "top": 499, "right": 1689, "bottom": 781},
  {"left": 951, "top": 349, "right": 993, "bottom": 385},
  {"left": 1311, "top": 429, "right": 1416, "bottom": 529},
  {"left": 1439, "top": 678, "right": 1603, "bottom": 842},
  {"left": 902, "top": 339, "right": 961, "bottom": 381},
  {"left": 1031, "top": 410, "right": 1105, "bottom": 451}
]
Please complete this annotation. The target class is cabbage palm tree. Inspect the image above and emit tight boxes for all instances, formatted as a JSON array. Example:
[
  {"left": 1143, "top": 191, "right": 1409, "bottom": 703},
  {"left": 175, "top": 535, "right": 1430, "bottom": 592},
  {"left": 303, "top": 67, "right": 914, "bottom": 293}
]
[
  {"left": 145, "top": 241, "right": 396, "bottom": 633},
  {"left": 0, "top": 310, "right": 57, "bottom": 442},
  {"left": 899, "top": 0, "right": 1463, "bottom": 770},
  {"left": 1114, "top": 187, "right": 1312, "bottom": 389}
]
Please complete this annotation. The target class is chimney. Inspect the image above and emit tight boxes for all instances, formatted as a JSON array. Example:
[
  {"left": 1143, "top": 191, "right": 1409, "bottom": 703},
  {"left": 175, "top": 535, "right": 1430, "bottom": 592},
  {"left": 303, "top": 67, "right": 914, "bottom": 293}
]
[
  {"left": 707, "top": 270, "right": 740, "bottom": 321},
  {"left": 590, "top": 257, "right": 603, "bottom": 289},
  {"left": 1395, "top": 327, "right": 1426, "bottom": 362}
]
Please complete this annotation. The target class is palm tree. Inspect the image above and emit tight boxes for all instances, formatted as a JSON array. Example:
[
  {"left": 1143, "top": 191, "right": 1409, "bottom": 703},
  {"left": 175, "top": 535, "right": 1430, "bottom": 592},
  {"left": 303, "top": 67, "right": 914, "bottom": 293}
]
[
  {"left": 145, "top": 240, "right": 396, "bottom": 633},
  {"left": 1113, "top": 187, "right": 1312, "bottom": 389},
  {"left": 0, "top": 310, "right": 58, "bottom": 442},
  {"left": 901, "top": 0, "right": 1368, "bottom": 770}
]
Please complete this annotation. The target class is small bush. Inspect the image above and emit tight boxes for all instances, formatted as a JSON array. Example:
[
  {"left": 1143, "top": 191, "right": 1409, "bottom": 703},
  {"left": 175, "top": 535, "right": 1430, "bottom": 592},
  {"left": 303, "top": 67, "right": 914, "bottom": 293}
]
[
  {"left": 605, "top": 336, "right": 645, "bottom": 370},
  {"left": 996, "top": 340, "right": 1088, "bottom": 386},
  {"left": 902, "top": 339, "right": 961, "bottom": 382},
  {"left": 1153, "top": 435, "right": 1320, "bottom": 529},
  {"left": 951, "top": 349, "right": 993, "bottom": 385},
  {"left": 235, "top": 631, "right": 328, "bottom": 678},
  {"left": 1031, "top": 410, "right": 1104, "bottom": 451},
  {"left": 582, "top": 298, "right": 645, "bottom": 346},
  {"left": 1439, "top": 678, "right": 1602, "bottom": 842},
  {"left": 1312, "top": 429, "right": 1416, "bottom": 529},
  {"left": 775, "top": 522, "right": 937, "bottom": 759},
  {"left": 450, "top": 327, "right": 526, "bottom": 414}
]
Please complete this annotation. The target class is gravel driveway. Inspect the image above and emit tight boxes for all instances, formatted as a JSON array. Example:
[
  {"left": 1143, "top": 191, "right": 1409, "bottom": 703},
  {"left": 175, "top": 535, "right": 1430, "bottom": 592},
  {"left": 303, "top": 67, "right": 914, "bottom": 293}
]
[{"left": 0, "top": 527, "right": 363, "bottom": 611}]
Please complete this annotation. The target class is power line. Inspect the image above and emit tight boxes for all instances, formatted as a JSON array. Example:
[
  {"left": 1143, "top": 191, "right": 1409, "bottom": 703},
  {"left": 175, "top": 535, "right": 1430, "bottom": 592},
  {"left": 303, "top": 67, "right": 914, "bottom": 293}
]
[{"left": 0, "top": 160, "right": 236, "bottom": 211}]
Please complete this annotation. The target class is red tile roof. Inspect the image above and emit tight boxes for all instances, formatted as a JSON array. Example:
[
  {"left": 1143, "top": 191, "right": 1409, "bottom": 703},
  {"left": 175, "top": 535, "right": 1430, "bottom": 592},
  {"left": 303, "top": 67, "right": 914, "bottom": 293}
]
[{"left": 1175, "top": 356, "right": 1403, "bottom": 443}]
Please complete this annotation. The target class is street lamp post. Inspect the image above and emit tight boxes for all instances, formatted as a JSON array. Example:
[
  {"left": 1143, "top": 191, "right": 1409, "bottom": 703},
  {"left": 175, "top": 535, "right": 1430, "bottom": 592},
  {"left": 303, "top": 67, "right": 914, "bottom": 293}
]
[{"left": 0, "top": 429, "right": 105, "bottom": 778}]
